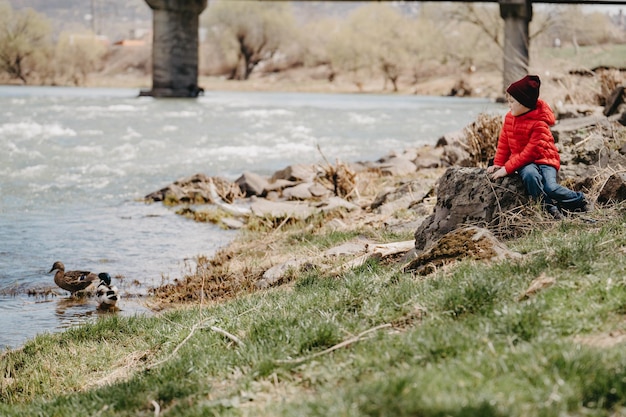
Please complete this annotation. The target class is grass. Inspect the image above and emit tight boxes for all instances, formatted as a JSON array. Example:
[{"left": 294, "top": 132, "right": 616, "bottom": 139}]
[{"left": 1, "top": 208, "right": 626, "bottom": 416}]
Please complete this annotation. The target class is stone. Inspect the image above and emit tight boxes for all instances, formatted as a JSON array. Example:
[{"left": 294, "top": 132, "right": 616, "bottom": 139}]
[
  {"left": 603, "top": 86, "right": 625, "bottom": 117},
  {"left": 551, "top": 114, "right": 606, "bottom": 142},
  {"left": 442, "top": 145, "right": 472, "bottom": 167},
  {"left": 371, "top": 180, "right": 432, "bottom": 210},
  {"left": 597, "top": 172, "right": 626, "bottom": 204},
  {"left": 405, "top": 226, "right": 521, "bottom": 275},
  {"left": 412, "top": 145, "right": 444, "bottom": 169},
  {"left": 283, "top": 183, "right": 314, "bottom": 200},
  {"left": 314, "top": 196, "right": 360, "bottom": 213},
  {"left": 144, "top": 173, "right": 239, "bottom": 204},
  {"left": 413, "top": 167, "right": 529, "bottom": 251},
  {"left": 221, "top": 217, "right": 245, "bottom": 230},
  {"left": 378, "top": 156, "right": 417, "bottom": 177},
  {"left": 250, "top": 198, "right": 314, "bottom": 220},
  {"left": 309, "top": 182, "right": 332, "bottom": 198},
  {"left": 256, "top": 259, "right": 305, "bottom": 289},
  {"left": 375, "top": 195, "right": 415, "bottom": 216},
  {"left": 265, "top": 179, "right": 298, "bottom": 193},
  {"left": 436, "top": 129, "right": 466, "bottom": 147},
  {"left": 572, "top": 135, "right": 607, "bottom": 166},
  {"left": 271, "top": 164, "right": 317, "bottom": 183},
  {"left": 236, "top": 171, "right": 270, "bottom": 197},
  {"left": 323, "top": 238, "right": 376, "bottom": 257}
]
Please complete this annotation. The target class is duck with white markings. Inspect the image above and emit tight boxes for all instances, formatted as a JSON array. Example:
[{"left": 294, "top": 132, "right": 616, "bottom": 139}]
[
  {"left": 49, "top": 261, "right": 100, "bottom": 296},
  {"left": 96, "top": 272, "right": 119, "bottom": 310}
]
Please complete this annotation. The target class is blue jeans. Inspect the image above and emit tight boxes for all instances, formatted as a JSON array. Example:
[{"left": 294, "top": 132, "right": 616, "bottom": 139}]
[{"left": 518, "top": 164, "right": 585, "bottom": 212}]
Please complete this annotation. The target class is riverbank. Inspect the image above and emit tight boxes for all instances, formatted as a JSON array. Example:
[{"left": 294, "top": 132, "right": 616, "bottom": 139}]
[
  {"left": 84, "top": 65, "right": 504, "bottom": 97},
  {"left": 1, "top": 206, "right": 625, "bottom": 416},
  {"left": 1, "top": 70, "right": 625, "bottom": 416}
]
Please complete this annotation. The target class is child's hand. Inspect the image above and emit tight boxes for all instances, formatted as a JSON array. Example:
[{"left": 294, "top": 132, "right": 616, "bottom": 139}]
[
  {"left": 486, "top": 165, "right": 501, "bottom": 174},
  {"left": 490, "top": 167, "right": 508, "bottom": 179}
]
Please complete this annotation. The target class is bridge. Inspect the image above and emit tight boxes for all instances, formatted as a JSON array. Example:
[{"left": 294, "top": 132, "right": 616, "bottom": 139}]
[{"left": 141, "top": 0, "right": 626, "bottom": 98}]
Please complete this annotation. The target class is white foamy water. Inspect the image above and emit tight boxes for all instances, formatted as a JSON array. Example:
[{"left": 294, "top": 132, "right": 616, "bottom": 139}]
[{"left": 0, "top": 85, "right": 505, "bottom": 349}]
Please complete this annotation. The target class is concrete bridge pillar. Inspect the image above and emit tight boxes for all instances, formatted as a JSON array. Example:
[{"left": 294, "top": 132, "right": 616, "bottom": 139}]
[
  {"left": 142, "top": 0, "right": 207, "bottom": 98},
  {"left": 499, "top": 0, "right": 532, "bottom": 92}
]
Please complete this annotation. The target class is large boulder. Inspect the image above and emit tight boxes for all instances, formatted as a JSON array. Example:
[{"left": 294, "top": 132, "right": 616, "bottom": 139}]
[{"left": 414, "top": 167, "right": 529, "bottom": 251}]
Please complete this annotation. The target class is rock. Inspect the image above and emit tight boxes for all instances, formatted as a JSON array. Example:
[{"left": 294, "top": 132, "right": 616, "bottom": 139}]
[
  {"left": 144, "top": 174, "right": 239, "bottom": 204},
  {"left": 551, "top": 114, "right": 606, "bottom": 144},
  {"left": 404, "top": 226, "right": 521, "bottom": 275},
  {"left": 412, "top": 145, "right": 444, "bottom": 169},
  {"left": 375, "top": 195, "right": 415, "bottom": 216},
  {"left": 371, "top": 179, "right": 432, "bottom": 210},
  {"left": 309, "top": 182, "right": 332, "bottom": 198},
  {"left": 603, "top": 86, "right": 625, "bottom": 117},
  {"left": 236, "top": 171, "right": 270, "bottom": 197},
  {"left": 572, "top": 134, "right": 607, "bottom": 166},
  {"left": 442, "top": 144, "right": 472, "bottom": 167},
  {"left": 314, "top": 196, "right": 360, "bottom": 213},
  {"left": 558, "top": 164, "right": 599, "bottom": 192},
  {"left": 283, "top": 183, "right": 314, "bottom": 200},
  {"left": 271, "top": 163, "right": 317, "bottom": 183},
  {"left": 250, "top": 198, "right": 314, "bottom": 220},
  {"left": 597, "top": 172, "right": 626, "bottom": 204},
  {"left": 162, "top": 183, "right": 187, "bottom": 203},
  {"left": 323, "top": 238, "right": 377, "bottom": 257},
  {"left": 332, "top": 240, "right": 416, "bottom": 274},
  {"left": 256, "top": 258, "right": 306, "bottom": 289},
  {"left": 518, "top": 272, "right": 556, "bottom": 301},
  {"left": 413, "top": 167, "right": 529, "bottom": 251},
  {"left": 378, "top": 156, "right": 417, "bottom": 176},
  {"left": 325, "top": 218, "right": 350, "bottom": 231},
  {"left": 221, "top": 217, "right": 246, "bottom": 230},
  {"left": 436, "top": 129, "right": 466, "bottom": 148},
  {"left": 555, "top": 104, "right": 604, "bottom": 120}
]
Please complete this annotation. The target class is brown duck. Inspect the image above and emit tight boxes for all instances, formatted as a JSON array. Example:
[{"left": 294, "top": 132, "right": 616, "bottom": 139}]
[{"left": 49, "top": 261, "right": 100, "bottom": 295}]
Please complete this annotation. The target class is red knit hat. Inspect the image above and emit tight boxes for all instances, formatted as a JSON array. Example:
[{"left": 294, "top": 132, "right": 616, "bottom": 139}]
[{"left": 506, "top": 75, "right": 540, "bottom": 109}]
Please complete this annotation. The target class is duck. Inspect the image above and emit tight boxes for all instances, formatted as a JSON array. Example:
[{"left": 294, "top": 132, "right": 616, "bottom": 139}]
[
  {"left": 49, "top": 261, "right": 100, "bottom": 295},
  {"left": 95, "top": 272, "right": 119, "bottom": 310}
]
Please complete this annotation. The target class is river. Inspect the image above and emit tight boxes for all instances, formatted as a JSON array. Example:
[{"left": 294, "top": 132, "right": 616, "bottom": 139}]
[{"left": 0, "top": 85, "right": 505, "bottom": 350}]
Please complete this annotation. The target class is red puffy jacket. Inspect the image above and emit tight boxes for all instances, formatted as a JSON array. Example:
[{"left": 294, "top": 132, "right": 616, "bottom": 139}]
[{"left": 493, "top": 99, "right": 561, "bottom": 174}]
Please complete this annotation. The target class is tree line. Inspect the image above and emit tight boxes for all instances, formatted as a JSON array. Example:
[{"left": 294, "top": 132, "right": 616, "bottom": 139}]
[{"left": 0, "top": 0, "right": 623, "bottom": 89}]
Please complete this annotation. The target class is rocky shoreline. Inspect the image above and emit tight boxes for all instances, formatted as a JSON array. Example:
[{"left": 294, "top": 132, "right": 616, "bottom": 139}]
[{"left": 144, "top": 88, "right": 626, "bottom": 305}]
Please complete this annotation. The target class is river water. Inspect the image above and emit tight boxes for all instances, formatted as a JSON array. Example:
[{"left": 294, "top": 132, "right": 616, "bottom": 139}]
[{"left": 0, "top": 85, "right": 504, "bottom": 350}]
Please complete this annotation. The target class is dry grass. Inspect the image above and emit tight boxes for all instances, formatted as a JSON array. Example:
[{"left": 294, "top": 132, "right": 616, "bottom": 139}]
[
  {"left": 316, "top": 145, "right": 359, "bottom": 199},
  {"left": 462, "top": 112, "right": 503, "bottom": 167}
]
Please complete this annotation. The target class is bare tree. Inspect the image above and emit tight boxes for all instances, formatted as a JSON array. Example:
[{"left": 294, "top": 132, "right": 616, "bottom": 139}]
[
  {"left": 203, "top": 1, "right": 298, "bottom": 80},
  {"left": 0, "top": 2, "right": 51, "bottom": 84},
  {"left": 54, "top": 31, "right": 108, "bottom": 86},
  {"left": 327, "top": 4, "right": 412, "bottom": 92},
  {"left": 449, "top": 4, "right": 554, "bottom": 53}
]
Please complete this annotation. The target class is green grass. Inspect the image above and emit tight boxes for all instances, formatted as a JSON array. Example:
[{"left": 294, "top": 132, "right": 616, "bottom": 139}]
[{"left": 1, "top": 211, "right": 626, "bottom": 416}]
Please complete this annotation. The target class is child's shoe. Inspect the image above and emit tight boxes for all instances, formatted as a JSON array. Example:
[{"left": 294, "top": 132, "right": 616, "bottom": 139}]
[{"left": 547, "top": 205, "right": 565, "bottom": 220}]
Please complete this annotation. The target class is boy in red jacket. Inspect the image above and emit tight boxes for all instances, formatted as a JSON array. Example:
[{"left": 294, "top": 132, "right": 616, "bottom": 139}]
[{"left": 487, "top": 74, "right": 590, "bottom": 219}]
